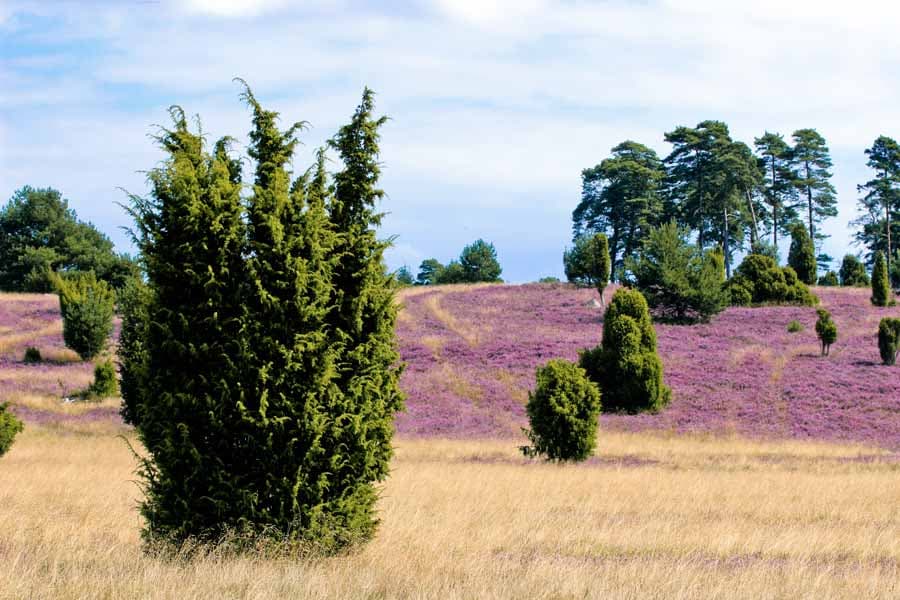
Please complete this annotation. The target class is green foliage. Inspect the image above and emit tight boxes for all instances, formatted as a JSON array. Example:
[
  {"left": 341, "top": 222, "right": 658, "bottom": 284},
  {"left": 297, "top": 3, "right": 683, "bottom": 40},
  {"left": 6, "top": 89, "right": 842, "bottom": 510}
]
[
  {"left": 23, "top": 346, "right": 42, "bottom": 363},
  {"left": 749, "top": 241, "right": 779, "bottom": 263},
  {"left": 86, "top": 359, "right": 118, "bottom": 399},
  {"left": 117, "top": 277, "right": 150, "bottom": 426},
  {"left": 579, "top": 288, "right": 670, "bottom": 413},
  {"left": 395, "top": 266, "right": 414, "bottom": 286},
  {"left": 627, "top": 221, "right": 728, "bottom": 322},
  {"left": 416, "top": 258, "right": 444, "bottom": 285},
  {"left": 891, "top": 250, "right": 900, "bottom": 289},
  {"left": 787, "top": 320, "right": 803, "bottom": 333},
  {"left": 839, "top": 254, "right": 870, "bottom": 287},
  {"left": 573, "top": 141, "right": 666, "bottom": 279},
  {"left": 754, "top": 131, "right": 798, "bottom": 250},
  {"left": 126, "top": 87, "right": 403, "bottom": 553},
  {"left": 814, "top": 309, "right": 837, "bottom": 356},
  {"left": 52, "top": 271, "right": 115, "bottom": 361},
  {"left": 538, "top": 276, "right": 560, "bottom": 284},
  {"left": 791, "top": 129, "right": 837, "bottom": 246},
  {"left": 0, "top": 186, "right": 138, "bottom": 292},
  {"left": 0, "top": 403, "right": 24, "bottom": 458},
  {"left": 871, "top": 251, "right": 891, "bottom": 306},
  {"left": 787, "top": 223, "right": 817, "bottom": 285},
  {"left": 459, "top": 239, "right": 502, "bottom": 283},
  {"left": 854, "top": 136, "right": 900, "bottom": 269},
  {"left": 817, "top": 271, "right": 839, "bottom": 286},
  {"left": 728, "top": 254, "right": 817, "bottom": 307},
  {"left": 563, "top": 233, "right": 611, "bottom": 296},
  {"left": 521, "top": 359, "right": 601, "bottom": 462},
  {"left": 878, "top": 318, "right": 900, "bottom": 365},
  {"left": 419, "top": 241, "right": 502, "bottom": 285},
  {"left": 438, "top": 260, "right": 466, "bottom": 284}
]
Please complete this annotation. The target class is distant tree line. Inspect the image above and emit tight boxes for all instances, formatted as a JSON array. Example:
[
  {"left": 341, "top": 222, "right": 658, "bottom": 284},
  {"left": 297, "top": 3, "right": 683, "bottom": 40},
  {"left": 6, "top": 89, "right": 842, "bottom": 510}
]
[
  {"left": 0, "top": 187, "right": 138, "bottom": 292},
  {"left": 570, "top": 126, "right": 838, "bottom": 280},
  {"left": 413, "top": 239, "right": 502, "bottom": 285}
]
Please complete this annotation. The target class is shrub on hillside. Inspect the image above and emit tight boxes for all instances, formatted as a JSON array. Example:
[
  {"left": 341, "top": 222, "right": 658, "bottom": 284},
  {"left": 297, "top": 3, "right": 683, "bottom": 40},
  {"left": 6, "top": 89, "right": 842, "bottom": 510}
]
[
  {"left": 627, "top": 221, "right": 728, "bottom": 322},
  {"left": 86, "top": 359, "right": 118, "bottom": 399},
  {"left": 579, "top": 287, "right": 670, "bottom": 413},
  {"left": 817, "top": 271, "right": 839, "bottom": 286},
  {"left": 0, "top": 403, "right": 23, "bottom": 458},
  {"left": 871, "top": 251, "right": 891, "bottom": 306},
  {"left": 787, "top": 320, "right": 803, "bottom": 333},
  {"left": 727, "top": 254, "right": 817, "bottom": 307},
  {"left": 878, "top": 318, "right": 900, "bottom": 365},
  {"left": 787, "top": 224, "right": 817, "bottom": 285},
  {"left": 815, "top": 309, "right": 837, "bottom": 356},
  {"left": 521, "top": 359, "right": 601, "bottom": 462},
  {"left": 23, "top": 346, "right": 42, "bottom": 364},
  {"left": 564, "top": 233, "right": 610, "bottom": 289},
  {"left": 839, "top": 254, "right": 869, "bottom": 287},
  {"left": 52, "top": 271, "right": 115, "bottom": 361}
]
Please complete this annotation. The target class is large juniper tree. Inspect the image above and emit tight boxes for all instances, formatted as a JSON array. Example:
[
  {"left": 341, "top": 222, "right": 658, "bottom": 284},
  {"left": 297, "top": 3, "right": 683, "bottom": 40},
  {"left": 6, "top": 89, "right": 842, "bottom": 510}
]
[
  {"left": 124, "top": 87, "right": 403, "bottom": 552},
  {"left": 324, "top": 88, "right": 405, "bottom": 546},
  {"left": 126, "top": 106, "right": 249, "bottom": 546},
  {"left": 791, "top": 129, "right": 837, "bottom": 247}
]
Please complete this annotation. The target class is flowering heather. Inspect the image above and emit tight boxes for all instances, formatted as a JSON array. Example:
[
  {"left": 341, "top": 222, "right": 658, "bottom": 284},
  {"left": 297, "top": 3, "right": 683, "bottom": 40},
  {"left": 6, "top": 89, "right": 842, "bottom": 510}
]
[
  {"left": 396, "top": 284, "right": 900, "bottom": 449},
  {"left": 3, "top": 286, "right": 899, "bottom": 449}
]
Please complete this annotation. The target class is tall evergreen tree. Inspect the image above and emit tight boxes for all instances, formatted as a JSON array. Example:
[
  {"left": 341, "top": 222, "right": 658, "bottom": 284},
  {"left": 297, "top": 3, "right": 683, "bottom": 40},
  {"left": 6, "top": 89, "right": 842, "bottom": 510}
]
[
  {"left": 664, "top": 122, "right": 730, "bottom": 250},
  {"left": 754, "top": 132, "right": 798, "bottom": 252},
  {"left": 791, "top": 129, "right": 837, "bottom": 247},
  {"left": 855, "top": 136, "right": 900, "bottom": 272},
  {"left": 325, "top": 88, "right": 405, "bottom": 545},
  {"left": 573, "top": 141, "right": 665, "bottom": 279},
  {"left": 126, "top": 106, "right": 249, "bottom": 546}
]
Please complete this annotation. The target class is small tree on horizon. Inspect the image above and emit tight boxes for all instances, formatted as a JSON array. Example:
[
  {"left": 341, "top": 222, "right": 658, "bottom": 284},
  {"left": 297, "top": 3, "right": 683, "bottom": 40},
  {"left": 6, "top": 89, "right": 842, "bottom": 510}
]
[
  {"left": 592, "top": 233, "right": 611, "bottom": 306},
  {"left": 839, "top": 254, "right": 870, "bottom": 287}
]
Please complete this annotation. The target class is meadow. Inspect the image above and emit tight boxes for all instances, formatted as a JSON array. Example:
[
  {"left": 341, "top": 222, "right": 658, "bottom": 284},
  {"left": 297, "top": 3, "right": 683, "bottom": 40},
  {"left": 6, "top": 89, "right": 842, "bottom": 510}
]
[{"left": 1, "top": 286, "right": 899, "bottom": 598}]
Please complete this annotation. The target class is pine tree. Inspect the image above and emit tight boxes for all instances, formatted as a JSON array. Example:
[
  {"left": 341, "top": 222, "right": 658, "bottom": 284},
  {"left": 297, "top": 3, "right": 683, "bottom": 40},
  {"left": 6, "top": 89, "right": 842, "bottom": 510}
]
[
  {"left": 791, "top": 129, "right": 837, "bottom": 247},
  {"left": 855, "top": 136, "right": 900, "bottom": 273},
  {"left": 871, "top": 251, "right": 891, "bottom": 307},
  {"left": 787, "top": 223, "right": 817, "bottom": 285},
  {"left": 754, "top": 132, "right": 798, "bottom": 252}
]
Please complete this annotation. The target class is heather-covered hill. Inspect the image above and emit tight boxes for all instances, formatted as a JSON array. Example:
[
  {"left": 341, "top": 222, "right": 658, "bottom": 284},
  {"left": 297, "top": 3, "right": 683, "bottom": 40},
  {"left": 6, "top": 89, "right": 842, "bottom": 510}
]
[
  {"left": 2, "top": 285, "right": 899, "bottom": 449},
  {"left": 396, "top": 284, "right": 900, "bottom": 449}
]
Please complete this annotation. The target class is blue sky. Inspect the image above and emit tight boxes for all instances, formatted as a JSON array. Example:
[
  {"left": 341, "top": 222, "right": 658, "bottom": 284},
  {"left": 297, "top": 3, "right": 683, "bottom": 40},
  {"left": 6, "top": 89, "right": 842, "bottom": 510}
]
[{"left": 4, "top": 0, "right": 900, "bottom": 282}]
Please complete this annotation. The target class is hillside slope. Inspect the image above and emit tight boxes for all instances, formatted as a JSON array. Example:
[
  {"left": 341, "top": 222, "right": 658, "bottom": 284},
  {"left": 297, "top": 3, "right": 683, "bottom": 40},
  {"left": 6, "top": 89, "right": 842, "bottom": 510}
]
[
  {"left": 396, "top": 284, "right": 900, "bottom": 449},
  {"left": 1, "top": 285, "right": 898, "bottom": 449}
]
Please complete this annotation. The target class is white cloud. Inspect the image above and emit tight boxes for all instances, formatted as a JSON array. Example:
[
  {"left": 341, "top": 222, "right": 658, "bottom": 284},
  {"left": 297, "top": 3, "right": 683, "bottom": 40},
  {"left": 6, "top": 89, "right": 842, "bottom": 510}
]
[{"left": 6, "top": 0, "right": 900, "bottom": 278}]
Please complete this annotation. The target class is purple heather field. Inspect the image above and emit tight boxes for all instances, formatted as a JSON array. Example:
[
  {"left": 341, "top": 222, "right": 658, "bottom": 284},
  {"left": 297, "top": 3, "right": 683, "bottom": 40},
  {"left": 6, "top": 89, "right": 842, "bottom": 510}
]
[{"left": 2, "top": 285, "right": 899, "bottom": 449}]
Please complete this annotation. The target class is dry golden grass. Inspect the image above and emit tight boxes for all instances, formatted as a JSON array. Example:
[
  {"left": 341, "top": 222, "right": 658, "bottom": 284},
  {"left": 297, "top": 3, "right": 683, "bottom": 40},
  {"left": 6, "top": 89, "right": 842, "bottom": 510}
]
[{"left": 1, "top": 426, "right": 898, "bottom": 599}]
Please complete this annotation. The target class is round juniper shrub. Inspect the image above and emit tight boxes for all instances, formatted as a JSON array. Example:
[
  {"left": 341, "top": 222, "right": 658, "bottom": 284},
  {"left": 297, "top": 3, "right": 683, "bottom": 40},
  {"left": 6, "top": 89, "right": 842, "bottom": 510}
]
[
  {"left": 23, "top": 346, "right": 42, "bottom": 364},
  {"left": 814, "top": 309, "right": 837, "bottom": 356},
  {"left": 787, "top": 320, "right": 803, "bottom": 333},
  {"left": 0, "top": 403, "right": 24, "bottom": 458},
  {"left": 522, "top": 359, "right": 601, "bottom": 462}
]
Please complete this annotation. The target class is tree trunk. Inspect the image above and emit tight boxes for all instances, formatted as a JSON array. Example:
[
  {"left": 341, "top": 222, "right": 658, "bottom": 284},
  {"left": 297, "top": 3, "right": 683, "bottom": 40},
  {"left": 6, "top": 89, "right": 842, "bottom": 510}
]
[
  {"left": 746, "top": 189, "right": 759, "bottom": 246},
  {"left": 609, "top": 224, "right": 621, "bottom": 283},
  {"left": 723, "top": 207, "right": 731, "bottom": 278},
  {"left": 806, "top": 163, "right": 815, "bottom": 244},
  {"left": 771, "top": 156, "right": 778, "bottom": 252}
]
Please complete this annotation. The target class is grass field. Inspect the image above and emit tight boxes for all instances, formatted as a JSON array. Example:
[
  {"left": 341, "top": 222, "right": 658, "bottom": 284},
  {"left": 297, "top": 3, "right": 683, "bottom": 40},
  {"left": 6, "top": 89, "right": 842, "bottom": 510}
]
[{"left": 1, "top": 423, "right": 898, "bottom": 599}]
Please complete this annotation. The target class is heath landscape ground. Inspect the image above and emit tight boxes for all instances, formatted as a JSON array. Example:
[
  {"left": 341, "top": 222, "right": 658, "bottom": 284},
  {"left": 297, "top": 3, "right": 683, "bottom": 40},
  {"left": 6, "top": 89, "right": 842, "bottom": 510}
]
[{"left": 0, "top": 285, "right": 898, "bottom": 599}]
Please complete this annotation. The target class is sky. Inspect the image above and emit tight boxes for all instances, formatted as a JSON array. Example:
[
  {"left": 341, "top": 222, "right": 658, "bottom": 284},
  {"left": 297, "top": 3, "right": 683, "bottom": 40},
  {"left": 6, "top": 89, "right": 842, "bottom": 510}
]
[{"left": 3, "top": 0, "right": 900, "bottom": 282}]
